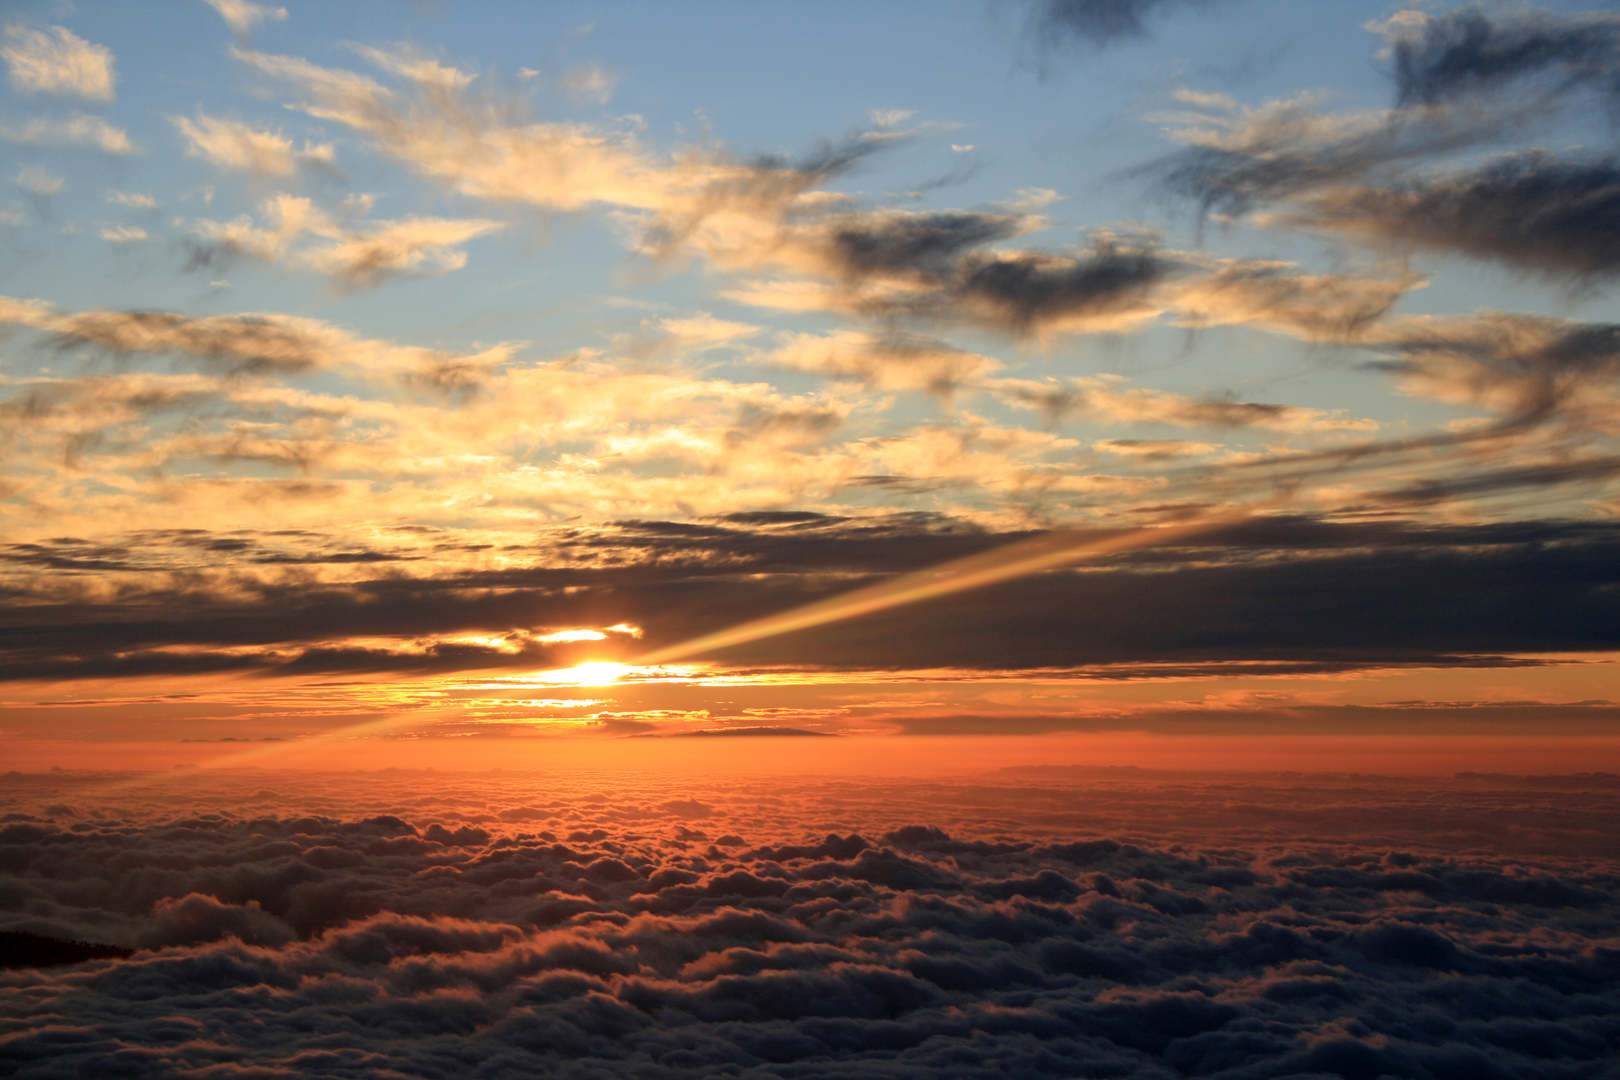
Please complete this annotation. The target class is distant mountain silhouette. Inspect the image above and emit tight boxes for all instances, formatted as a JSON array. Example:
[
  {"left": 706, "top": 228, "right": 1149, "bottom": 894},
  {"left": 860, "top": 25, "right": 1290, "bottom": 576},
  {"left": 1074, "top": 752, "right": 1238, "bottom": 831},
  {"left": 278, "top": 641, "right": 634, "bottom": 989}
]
[{"left": 0, "top": 930, "right": 132, "bottom": 969}]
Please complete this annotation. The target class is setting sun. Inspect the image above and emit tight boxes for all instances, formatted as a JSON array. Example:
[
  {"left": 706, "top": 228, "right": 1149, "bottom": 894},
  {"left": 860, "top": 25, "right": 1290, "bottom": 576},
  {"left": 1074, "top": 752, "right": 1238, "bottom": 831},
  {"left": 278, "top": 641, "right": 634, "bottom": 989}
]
[{"left": 543, "top": 661, "right": 633, "bottom": 686}]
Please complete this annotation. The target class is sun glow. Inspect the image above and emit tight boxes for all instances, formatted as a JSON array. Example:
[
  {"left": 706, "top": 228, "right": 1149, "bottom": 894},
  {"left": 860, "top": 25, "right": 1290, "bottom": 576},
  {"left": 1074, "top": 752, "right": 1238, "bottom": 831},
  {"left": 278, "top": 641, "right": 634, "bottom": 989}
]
[{"left": 545, "top": 661, "right": 633, "bottom": 686}]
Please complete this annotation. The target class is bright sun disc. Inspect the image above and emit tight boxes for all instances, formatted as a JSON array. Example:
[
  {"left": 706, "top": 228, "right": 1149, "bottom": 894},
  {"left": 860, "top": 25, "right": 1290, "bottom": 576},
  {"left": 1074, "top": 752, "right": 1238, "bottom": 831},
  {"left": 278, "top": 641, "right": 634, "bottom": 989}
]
[{"left": 547, "top": 661, "right": 632, "bottom": 686}]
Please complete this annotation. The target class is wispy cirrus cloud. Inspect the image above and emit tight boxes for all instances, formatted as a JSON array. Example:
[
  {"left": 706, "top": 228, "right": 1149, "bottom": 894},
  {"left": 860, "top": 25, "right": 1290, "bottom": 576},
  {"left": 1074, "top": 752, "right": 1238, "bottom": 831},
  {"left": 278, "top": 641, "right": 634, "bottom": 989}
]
[
  {"left": 1277, "top": 153, "right": 1620, "bottom": 283},
  {"left": 1379, "top": 7, "right": 1620, "bottom": 110},
  {"left": 0, "top": 25, "right": 115, "bottom": 102},
  {"left": 0, "top": 113, "right": 135, "bottom": 154},
  {"left": 228, "top": 42, "right": 900, "bottom": 267},
  {"left": 989, "top": 374, "right": 1376, "bottom": 434},
  {"left": 0, "top": 294, "right": 518, "bottom": 389},
  {"left": 173, "top": 113, "right": 333, "bottom": 177},
  {"left": 181, "top": 194, "right": 505, "bottom": 288},
  {"left": 202, "top": 0, "right": 289, "bottom": 38}
]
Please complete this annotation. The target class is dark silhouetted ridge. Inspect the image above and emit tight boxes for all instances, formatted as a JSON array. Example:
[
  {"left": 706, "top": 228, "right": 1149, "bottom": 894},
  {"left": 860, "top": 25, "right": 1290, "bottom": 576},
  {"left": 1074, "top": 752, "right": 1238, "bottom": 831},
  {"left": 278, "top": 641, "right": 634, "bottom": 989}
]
[{"left": 0, "top": 930, "right": 132, "bottom": 969}]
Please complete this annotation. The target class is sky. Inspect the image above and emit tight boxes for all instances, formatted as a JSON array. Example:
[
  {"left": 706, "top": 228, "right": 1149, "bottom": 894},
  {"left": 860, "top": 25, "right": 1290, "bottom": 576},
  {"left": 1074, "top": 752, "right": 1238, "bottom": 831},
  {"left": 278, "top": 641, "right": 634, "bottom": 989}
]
[
  {"left": 4, "top": 6, "right": 1620, "bottom": 1076},
  {"left": 5, "top": 0, "right": 1620, "bottom": 771}
]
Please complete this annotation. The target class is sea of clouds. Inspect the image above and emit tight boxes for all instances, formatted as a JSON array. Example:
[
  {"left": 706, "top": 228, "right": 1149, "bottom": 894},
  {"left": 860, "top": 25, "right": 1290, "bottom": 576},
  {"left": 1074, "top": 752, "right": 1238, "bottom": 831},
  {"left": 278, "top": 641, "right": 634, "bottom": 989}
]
[{"left": 1, "top": 766, "right": 1617, "bottom": 1077}]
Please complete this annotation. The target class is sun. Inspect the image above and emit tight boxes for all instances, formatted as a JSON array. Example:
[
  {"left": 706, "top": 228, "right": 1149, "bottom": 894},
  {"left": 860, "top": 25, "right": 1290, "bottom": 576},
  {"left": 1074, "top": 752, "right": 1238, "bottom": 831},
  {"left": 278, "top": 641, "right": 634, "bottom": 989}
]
[{"left": 547, "top": 661, "right": 632, "bottom": 686}]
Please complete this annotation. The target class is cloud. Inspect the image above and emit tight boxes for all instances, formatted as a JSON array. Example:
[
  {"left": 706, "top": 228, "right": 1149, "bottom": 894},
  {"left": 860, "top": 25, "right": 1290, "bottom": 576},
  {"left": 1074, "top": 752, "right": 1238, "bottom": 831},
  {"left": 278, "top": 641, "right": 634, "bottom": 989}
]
[
  {"left": 203, "top": 0, "right": 289, "bottom": 37},
  {"left": 350, "top": 44, "right": 476, "bottom": 92},
  {"left": 930, "top": 237, "right": 1181, "bottom": 337},
  {"left": 0, "top": 768, "right": 1616, "bottom": 1076},
  {"left": 728, "top": 225, "right": 1186, "bottom": 340},
  {"left": 98, "top": 226, "right": 147, "bottom": 244},
  {"left": 14, "top": 165, "right": 62, "bottom": 197},
  {"left": 1280, "top": 152, "right": 1620, "bottom": 282},
  {"left": 297, "top": 215, "right": 506, "bottom": 288},
  {"left": 0, "top": 294, "right": 518, "bottom": 390},
  {"left": 1380, "top": 8, "right": 1620, "bottom": 110},
  {"left": 1170, "top": 260, "right": 1420, "bottom": 342},
  {"left": 173, "top": 113, "right": 334, "bottom": 177},
  {"left": 1148, "top": 91, "right": 1513, "bottom": 217},
  {"left": 181, "top": 194, "right": 504, "bottom": 287},
  {"left": 5, "top": 513, "right": 1620, "bottom": 684},
  {"left": 230, "top": 45, "right": 664, "bottom": 212},
  {"left": 229, "top": 43, "right": 895, "bottom": 269},
  {"left": 1030, "top": 0, "right": 1228, "bottom": 48},
  {"left": 0, "top": 25, "right": 115, "bottom": 102},
  {"left": 991, "top": 374, "right": 1375, "bottom": 433},
  {"left": 107, "top": 191, "right": 157, "bottom": 210},
  {"left": 890, "top": 698, "right": 1620, "bottom": 736},
  {"left": 719, "top": 200, "right": 1419, "bottom": 348},
  {"left": 768, "top": 331, "right": 1002, "bottom": 395},
  {"left": 0, "top": 114, "right": 136, "bottom": 155},
  {"left": 561, "top": 64, "right": 617, "bottom": 106},
  {"left": 1093, "top": 438, "right": 1219, "bottom": 460},
  {"left": 1365, "top": 311, "right": 1620, "bottom": 426}
]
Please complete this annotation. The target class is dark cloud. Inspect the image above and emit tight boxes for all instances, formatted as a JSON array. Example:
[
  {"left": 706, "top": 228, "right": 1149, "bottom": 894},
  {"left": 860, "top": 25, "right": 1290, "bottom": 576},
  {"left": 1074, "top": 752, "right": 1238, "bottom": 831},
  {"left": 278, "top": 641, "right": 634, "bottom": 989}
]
[
  {"left": 1389, "top": 9, "right": 1620, "bottom": 109},
  {"left": 1366, "top": 310, "right": 1620, "bottom": 427},
  {"left": 1147, "top": 100, "right": 1508, "bottom": 218},
  {"left": 48, "top": 310, "right": 320, "bottom": 376},
  {"left": 1376, "top": 454, "right": 1620, "bottom": 506},
  {"left": 8, "top": 514, "right": 1620, "bottom": 683},
  {"left": 641, "top": 133, "right": 898, "bottom": 259},
  {"left": 811, "top": 227, "right": 1190, "bottom": 337},
  {"left": 947, "top": 237, "right": 1180, "bottom": 336},
  {"left": 1289, "top": 153, "right": 1620, "bottom": 281},
  {"left": 822, "top": 210, "right": 1025, "bottom": 282},
  {"left": 1031, "top": 0, "right": 1228, "bottom": 48},
  {"left": 0, "top": 769, "right": 1617, "bottom": 1075}
]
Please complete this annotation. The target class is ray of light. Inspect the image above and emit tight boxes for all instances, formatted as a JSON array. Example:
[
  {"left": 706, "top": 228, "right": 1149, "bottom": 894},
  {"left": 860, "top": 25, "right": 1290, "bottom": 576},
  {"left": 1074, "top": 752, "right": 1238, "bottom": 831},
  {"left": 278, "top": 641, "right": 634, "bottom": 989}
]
[{"left": 634, "top": 508, "right": 1254, "bottom": 665}]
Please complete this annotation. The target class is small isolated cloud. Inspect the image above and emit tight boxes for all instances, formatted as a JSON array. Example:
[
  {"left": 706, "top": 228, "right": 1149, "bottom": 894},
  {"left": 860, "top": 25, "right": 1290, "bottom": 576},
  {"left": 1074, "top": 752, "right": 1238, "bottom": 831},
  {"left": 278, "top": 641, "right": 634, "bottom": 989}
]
[
  {"left": 869, "top": 107, "right": 915, "bottom": 129},
  {"left": 203, "top": 0, "right": 289, "bottom": 37},
  {"left": 99, "top": 226, "right": 148, "bottom": 244},
  {"left": 561, "top": 63, "right": 618, "bottom": 105},
  {"left": 173, "top": 113, "right": 334, "bottom": 178},
  {"left": 1, "top": 25, "right": 115, "bottom": 102},
  {"left": 0, "top": 114, "right": 135, "bottom": 155},
  {"left": 15, "top": 166, "right": 63, "bottom": 197},
  {"left": 1032, "top": 0, "right": 1230, "bottom": 49},
  {"left": 108, "top": 191, "right": 157, "bottom": 210}
]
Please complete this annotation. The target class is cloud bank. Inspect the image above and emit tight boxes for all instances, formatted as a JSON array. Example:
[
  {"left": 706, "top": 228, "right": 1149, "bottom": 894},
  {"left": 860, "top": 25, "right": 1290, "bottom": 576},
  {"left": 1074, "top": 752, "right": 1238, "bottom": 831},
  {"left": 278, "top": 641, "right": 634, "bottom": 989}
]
[{"left": 0, "top": 768, "right": 1616, "bottom": 1077}]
